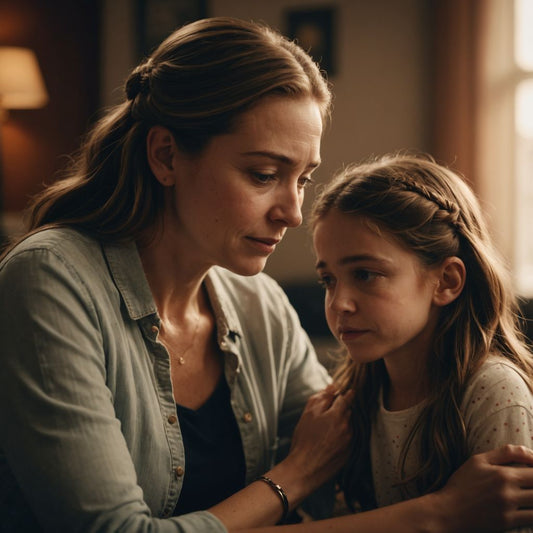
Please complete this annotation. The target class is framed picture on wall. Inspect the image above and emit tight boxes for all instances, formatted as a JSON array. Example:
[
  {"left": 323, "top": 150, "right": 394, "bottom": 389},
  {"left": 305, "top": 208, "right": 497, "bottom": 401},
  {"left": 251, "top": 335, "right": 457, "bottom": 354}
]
[
  {"left": 286, "top": 7, "right": 336, "bottom": 76},
  {"left": 137, "top": 0, "right": 208, "bottom": 56}
]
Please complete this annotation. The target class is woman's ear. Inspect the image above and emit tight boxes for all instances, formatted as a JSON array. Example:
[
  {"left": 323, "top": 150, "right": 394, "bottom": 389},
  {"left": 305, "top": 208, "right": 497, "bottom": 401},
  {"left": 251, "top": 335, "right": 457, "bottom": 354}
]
[
  {"left": 432, "top": 256, "right": 466, "bottom": 307},
  {"left": 146, "top": 126, "right": 178, "bottom": 186}
]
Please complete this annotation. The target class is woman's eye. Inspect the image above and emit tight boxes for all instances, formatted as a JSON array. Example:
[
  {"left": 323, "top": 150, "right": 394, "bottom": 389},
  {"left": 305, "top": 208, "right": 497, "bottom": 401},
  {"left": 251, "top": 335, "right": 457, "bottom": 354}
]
[
  {"left": 298, "top": 176, "right": 314, "bottom": 189},
  {"left": 252, "top": 172, "right": 276, "bottom": 184}
]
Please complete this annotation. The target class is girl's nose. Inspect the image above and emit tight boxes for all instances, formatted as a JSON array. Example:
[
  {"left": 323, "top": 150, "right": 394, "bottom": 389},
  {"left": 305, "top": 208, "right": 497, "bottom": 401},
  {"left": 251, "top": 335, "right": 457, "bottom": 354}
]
[{"left": 329, "top": 287, "right": 357, "bottom": 314}]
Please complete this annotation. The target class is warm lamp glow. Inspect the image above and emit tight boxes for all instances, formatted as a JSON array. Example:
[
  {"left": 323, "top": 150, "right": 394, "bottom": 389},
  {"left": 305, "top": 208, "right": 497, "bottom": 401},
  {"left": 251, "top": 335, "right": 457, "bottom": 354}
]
[{"left": 0, "top": 47, "right": 48, "bottom": 110}]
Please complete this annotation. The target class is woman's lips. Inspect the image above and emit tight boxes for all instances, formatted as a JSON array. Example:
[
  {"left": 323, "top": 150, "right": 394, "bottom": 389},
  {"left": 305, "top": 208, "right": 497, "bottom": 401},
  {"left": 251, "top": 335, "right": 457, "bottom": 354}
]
[{"left": 246, "top": 236, "right": 281, "bottom": 254}]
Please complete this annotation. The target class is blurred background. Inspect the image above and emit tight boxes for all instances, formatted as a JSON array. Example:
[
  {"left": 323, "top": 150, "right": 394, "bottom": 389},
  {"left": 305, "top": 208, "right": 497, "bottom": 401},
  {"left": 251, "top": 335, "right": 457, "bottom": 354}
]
[{"left": 1, "top": 0, "right": 532, "bottom": 350}]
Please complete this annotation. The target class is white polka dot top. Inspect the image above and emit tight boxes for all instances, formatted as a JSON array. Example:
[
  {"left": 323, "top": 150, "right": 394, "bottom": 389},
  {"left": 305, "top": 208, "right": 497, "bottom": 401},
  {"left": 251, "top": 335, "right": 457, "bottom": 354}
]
[{"left": 370, "top": 355, "right": 533, "bottom": 533}]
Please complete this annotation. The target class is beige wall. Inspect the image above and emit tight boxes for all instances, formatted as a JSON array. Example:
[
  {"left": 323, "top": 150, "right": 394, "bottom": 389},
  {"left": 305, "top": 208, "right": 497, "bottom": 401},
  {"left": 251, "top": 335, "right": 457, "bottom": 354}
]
[{"left": 101, "top": 0, "right": 431, "bottom": 284}]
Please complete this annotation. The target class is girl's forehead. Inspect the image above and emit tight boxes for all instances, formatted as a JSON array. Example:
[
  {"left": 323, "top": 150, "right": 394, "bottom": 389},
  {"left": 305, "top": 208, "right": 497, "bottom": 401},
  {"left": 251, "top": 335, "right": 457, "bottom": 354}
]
[{"left": 313, "top": 210, "right": 418, "bottom": 259}]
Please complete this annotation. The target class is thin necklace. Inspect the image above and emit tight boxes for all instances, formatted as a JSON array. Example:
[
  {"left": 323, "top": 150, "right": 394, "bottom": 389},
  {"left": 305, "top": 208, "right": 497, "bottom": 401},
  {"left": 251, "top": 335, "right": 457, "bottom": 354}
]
[{"left": 161, "top": 314, "right": 201, "bottom": 365}]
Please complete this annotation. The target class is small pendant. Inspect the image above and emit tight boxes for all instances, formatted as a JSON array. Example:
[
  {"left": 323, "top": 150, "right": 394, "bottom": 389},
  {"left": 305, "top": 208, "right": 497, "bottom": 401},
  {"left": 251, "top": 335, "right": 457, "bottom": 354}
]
[{"left": 178, "top": 356, "right": 185, "bottom": 365}]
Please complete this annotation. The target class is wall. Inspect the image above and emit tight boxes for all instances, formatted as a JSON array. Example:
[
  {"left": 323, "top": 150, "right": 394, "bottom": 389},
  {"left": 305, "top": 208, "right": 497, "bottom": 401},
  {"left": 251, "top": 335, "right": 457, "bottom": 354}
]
[
  {"left": 0, "top": 0, "right": 100, "bottom": 220},
  {"left": 209, "top": 0, "right": 432, "bottom": 282},
  {"left": 99, "top": 0, "right": 432, "bottom": 284}
]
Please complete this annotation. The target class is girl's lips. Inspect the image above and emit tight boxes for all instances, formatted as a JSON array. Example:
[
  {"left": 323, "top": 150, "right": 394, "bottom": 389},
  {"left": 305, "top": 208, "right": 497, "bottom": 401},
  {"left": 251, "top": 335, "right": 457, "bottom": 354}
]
[{"left": 339, "top": 328, "right": 370, "bottom": 342}]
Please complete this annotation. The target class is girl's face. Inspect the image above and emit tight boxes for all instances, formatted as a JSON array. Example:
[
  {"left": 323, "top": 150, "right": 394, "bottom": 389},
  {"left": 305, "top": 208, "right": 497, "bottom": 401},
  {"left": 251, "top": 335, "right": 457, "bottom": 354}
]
[
  {"left": 313, "top": 210, "right": 442, "bottom": 372},
  {"left": 165, "top": 96, "right": 323, "bottom": 276}
]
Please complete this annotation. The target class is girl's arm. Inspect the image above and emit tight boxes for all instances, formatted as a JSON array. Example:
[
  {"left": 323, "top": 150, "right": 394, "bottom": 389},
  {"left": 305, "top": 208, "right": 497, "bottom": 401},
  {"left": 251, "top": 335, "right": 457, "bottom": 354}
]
[{"left": 230, "top": 445, "right": 533, "bottom": 533}]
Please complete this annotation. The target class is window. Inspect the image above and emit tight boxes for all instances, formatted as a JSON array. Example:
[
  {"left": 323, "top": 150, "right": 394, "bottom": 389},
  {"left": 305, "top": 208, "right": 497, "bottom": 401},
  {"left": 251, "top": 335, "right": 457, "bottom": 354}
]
[{"left": 514, "top": 0, "right": 533, "bottom": 295}]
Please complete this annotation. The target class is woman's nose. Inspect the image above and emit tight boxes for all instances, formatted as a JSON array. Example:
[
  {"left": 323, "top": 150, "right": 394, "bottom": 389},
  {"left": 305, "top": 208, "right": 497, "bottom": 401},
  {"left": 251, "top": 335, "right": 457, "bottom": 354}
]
[{"left": 269, "top": 186, "right": 303, "bottom": 228}]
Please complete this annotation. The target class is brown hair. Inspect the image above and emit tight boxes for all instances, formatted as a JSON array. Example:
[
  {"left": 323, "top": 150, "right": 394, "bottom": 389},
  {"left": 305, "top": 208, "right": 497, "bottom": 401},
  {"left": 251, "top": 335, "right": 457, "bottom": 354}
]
[
  {"left": 24, "top": 17, "right": 331, "bottom": 242},
  {"left": 311, "top": 152, "right": 533, "bottom": 510}
]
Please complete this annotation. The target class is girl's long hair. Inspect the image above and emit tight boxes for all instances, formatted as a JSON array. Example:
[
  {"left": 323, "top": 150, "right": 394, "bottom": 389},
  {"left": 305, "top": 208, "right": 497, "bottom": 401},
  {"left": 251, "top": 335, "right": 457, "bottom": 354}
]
[
  {"left": 310, "top": 153, "right": 533, "bottom": 510},
  {"left": 13, "top": 17, "right": 331, "bottom": 246}
]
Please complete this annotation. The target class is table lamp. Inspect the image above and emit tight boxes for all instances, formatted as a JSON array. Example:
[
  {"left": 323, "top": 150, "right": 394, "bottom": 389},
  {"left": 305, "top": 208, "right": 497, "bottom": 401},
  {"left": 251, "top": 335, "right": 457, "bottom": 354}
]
[{"left": 0, "top": 46, "right": 48, "bottom": 247}]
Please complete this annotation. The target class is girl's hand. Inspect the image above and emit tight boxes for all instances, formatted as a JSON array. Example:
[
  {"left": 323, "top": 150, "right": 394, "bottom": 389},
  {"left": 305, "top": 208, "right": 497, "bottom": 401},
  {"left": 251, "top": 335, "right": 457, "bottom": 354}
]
[
  {"left": 284, "top": 385, "right": 355, "bottom": 490},
  {"left": 434, "top": 445, "right": 533, "bottom": 532}
]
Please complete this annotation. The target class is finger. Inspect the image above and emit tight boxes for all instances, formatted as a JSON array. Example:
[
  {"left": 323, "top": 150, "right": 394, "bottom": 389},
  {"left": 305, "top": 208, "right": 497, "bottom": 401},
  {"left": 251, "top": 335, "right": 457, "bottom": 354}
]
[
  {"left": 513, "top": 467, "right": 533, "bottom": 489},
  {"left": 510, "top": 508, "right": 533, "bottom": 528},
  {"left": 515, "top": 487, "right": 533, "bottom": 508},
  {"left": 330, "top": 388, "right": 355, "bottom": 412},
  {"left": 323, "top": 383, "right": 337, "bottom": 395},
  {"left": 485, "top": 445, "right": 533, "bottom": 467},
  {"left": 306, "top": 388, "right": 337, "bottom": 411}
]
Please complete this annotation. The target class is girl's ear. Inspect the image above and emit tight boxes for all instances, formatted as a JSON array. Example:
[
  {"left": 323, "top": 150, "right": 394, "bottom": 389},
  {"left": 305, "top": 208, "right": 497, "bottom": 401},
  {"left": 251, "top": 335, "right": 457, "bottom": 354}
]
[
  {"left": 432, "top": 256, "right": 466, "bottom": 307},
  {"left": 146, "top": 126, "right": 178, "bottom": 186}
]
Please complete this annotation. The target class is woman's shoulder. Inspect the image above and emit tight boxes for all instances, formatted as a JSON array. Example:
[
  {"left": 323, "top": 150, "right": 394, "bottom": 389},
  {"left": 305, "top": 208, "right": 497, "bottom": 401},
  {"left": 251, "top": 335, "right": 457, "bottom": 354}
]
[
  {"left": 2, "top": 227, "right": 101, "bottom": 263},
  {"left": 0, "top": 227, "right": 109, "bottom": 286}
]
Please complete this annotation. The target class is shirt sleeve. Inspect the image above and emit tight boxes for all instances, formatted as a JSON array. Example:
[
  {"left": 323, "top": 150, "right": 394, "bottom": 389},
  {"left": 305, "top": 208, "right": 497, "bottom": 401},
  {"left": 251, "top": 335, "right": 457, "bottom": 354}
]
[
  {"left": 462, "top": 359, "right": 533, "bottom": 533},
  {"left": 463, "top": 360, "right": 533, "bottom": 454},
  {"left": 0, "top": 247, "right": 227, "bottom": 533}
]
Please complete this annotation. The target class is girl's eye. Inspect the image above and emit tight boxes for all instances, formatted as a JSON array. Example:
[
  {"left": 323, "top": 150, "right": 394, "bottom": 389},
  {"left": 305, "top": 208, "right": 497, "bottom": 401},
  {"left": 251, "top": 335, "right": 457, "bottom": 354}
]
[
  {"left": 354, "top": 269, "right": 380, "bottom": 282},
  {"left": 317, "top": 275, "right": 334, "bottom": 289}
]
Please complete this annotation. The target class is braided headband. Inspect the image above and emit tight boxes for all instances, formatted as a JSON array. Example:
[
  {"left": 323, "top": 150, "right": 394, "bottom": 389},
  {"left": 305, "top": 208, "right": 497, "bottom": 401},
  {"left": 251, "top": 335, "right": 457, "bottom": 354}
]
[{"left": 392, "top": 176, "right": 462, "bottom": 229}]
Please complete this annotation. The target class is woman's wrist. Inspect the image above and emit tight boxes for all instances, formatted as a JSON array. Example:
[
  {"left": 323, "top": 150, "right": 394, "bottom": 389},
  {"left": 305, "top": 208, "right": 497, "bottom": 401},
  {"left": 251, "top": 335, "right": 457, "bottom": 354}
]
[
  {"left": 409, "top": 491, "right": 450, "bottom": 533},
  {"left": 265, "top": 455, "right": 320, "bottom": 511},
  {"left": 255, "top": 476, "right": 289, "bottom": 523}
]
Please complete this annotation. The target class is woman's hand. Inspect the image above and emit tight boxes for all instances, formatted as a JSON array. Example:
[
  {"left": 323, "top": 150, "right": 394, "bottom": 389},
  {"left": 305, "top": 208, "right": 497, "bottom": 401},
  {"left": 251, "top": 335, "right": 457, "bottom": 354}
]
[
  {"left": 432, "top": 444, "right": 533, "bottom": 532},
  {"left": 282, "top": 385, "right": 355, "bottom": 491},
  {"left": 210, "top": 386, "right": 354, "bottom": 530}
]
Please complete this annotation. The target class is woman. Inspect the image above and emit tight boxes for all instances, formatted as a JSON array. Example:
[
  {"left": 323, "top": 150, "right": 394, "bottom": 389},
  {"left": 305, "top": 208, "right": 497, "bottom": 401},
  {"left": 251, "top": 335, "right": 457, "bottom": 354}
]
[{"left": 1, "top": 17, "right": 533, "bottom": 533}]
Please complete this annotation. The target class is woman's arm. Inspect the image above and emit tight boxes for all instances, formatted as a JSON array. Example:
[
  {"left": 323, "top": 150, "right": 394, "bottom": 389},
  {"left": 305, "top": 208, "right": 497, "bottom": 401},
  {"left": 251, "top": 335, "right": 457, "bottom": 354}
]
[
  {"left": 210, "top": 387, "right": 354, "bottom": 529},
  {"left": 231, "top": 445, "right": 533, "bottom": 533}
]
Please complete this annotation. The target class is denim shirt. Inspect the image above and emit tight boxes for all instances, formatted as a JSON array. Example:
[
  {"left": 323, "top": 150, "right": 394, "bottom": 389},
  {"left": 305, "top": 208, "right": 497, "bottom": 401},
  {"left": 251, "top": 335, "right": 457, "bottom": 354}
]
[{"left": 0, "top": 228, "right": 330, "bottom": 532}]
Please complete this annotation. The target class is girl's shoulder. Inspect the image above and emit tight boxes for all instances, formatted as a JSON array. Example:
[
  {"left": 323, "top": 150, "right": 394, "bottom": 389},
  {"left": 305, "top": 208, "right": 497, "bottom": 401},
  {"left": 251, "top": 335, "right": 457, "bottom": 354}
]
[{"left": 462, "top": 355, "right": 533, "bottom": 416}]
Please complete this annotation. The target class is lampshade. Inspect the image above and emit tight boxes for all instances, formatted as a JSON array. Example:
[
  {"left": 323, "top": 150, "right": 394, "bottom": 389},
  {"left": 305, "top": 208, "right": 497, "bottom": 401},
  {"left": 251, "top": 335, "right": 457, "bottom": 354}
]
[{"left": 0, "top": 47, "right": 48, "bottom": 110}]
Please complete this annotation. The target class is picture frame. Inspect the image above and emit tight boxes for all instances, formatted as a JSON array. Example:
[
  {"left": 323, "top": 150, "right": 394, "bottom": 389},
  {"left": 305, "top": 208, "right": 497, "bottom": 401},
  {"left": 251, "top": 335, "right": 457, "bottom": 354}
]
[
  {"left": 286, "top": 7, "right": 336, "bottom": 76},
  {"left": 137, "top": 0, "right": 208, "bottom": 56}
]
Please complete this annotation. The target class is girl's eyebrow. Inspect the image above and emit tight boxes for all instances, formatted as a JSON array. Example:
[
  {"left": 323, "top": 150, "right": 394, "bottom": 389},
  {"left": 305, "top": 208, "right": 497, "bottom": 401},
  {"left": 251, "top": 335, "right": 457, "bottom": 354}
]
[
  {"left": 242, "top": 150, "right": 321, "bottom": 169},
  {"left": 315, "top": 255, "right": 392, "bottom": 270}
]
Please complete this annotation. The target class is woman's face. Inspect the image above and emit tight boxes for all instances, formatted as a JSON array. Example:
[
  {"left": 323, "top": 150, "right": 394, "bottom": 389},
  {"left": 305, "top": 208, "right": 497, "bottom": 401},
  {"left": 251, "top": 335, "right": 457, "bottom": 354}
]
[{"left": 167, "top": 96, "right": 323, "bottom": 276}]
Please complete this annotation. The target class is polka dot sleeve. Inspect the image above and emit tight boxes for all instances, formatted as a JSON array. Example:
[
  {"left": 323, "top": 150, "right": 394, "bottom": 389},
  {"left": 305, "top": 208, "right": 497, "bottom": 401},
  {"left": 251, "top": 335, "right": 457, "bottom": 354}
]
[
  {"left": 462, "top": 357, "right": 533, "bottom": 454},
  {"left": 462, "top": 358, "right": 533, "bottom": 533}
]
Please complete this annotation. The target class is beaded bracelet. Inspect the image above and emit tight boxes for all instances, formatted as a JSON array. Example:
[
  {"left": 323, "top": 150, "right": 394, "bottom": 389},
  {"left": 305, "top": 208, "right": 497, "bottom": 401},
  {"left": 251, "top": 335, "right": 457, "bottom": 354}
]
[{"left": 256, "top": 475, "right": 289, "bottom": 524}]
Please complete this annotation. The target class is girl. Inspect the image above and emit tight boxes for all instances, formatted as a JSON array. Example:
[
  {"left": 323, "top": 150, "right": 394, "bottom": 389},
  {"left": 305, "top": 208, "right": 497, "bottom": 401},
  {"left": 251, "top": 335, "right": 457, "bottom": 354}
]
[
  {"left": 2, "top": 17, "right": 533, "bottom": 531},
  {"left": 311, "top": 153, "right": 533, "bottom": 522}
]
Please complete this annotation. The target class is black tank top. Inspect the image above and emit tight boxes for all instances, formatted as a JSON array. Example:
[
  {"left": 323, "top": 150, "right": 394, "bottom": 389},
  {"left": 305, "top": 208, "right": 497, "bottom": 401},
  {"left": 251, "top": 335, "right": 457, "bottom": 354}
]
[{"left": 172, "top": 376, "right": 246, "bottom": 515}]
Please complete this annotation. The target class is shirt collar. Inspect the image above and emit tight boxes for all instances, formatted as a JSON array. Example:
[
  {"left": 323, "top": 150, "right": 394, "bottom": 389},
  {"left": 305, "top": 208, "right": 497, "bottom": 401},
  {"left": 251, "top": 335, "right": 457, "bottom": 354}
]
[
  {"left": 102, "top": 241, "right": 242, "bottom": 341},
  {"left": 103, "top": 239, "right": 157, "bottom": 320}
]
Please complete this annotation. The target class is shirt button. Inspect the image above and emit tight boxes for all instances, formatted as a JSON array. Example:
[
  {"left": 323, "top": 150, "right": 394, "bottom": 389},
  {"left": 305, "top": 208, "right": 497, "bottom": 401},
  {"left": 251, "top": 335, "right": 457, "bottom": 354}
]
[
  {"left": 151, "top": 325, "right": 159, "bottom": 334},
  {"left": 175, "top": 466, "right": 184, "bottom": 477},
  {"left": 167, "top": 414, "right": 177, "bottom": 424},
  {"left": 242, "top": 412, "right": 253, "bottom": 423}
]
